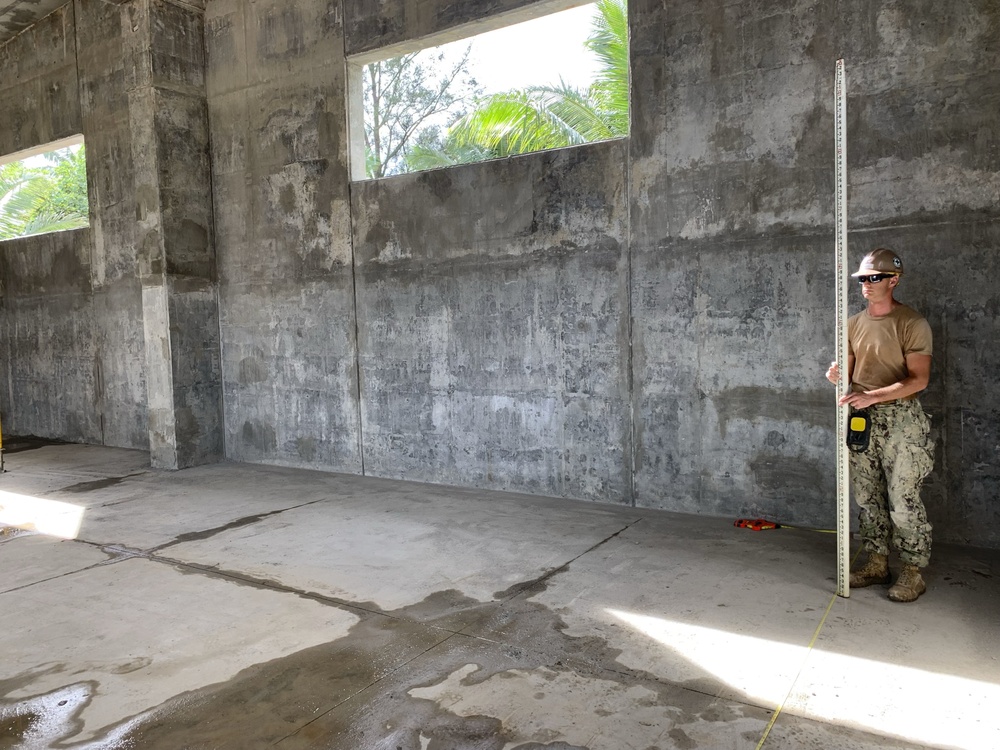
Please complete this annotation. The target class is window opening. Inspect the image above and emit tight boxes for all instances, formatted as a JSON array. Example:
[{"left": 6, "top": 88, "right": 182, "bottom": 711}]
[
  {"left": 348, "top": 0, "right": 629, "bottom": 180},
  {"left": 0, "top": 135, "right": 89, "bottom": 241}
]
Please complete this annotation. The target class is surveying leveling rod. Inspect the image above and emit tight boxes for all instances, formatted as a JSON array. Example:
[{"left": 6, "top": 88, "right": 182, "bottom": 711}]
[{"left": 834, "top": 59, "right": 851, "bottom": 598}]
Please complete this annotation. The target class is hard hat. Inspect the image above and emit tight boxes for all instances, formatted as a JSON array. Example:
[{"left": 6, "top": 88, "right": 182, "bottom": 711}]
[{"left": 851, "top": 247, "right": 903, "bottom": 277}]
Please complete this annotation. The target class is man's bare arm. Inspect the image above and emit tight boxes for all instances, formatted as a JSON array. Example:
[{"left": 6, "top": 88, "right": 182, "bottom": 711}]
[{"left": 838, "top": 353, "right": 930, "bottom": 408}]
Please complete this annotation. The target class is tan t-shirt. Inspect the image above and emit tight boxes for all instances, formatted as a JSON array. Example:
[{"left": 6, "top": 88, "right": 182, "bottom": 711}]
[{"left": 848, "top": 304, "right": 932, "bottom": 396}]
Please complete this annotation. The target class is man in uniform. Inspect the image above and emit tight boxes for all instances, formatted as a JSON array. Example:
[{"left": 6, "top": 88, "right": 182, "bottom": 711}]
[{"left": 825, "top": 248, "right": 935, "bottom": 602}]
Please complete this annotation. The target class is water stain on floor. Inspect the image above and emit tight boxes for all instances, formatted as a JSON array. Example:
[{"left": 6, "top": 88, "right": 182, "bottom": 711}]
[
  {"left": 2, "top": 554, "right": 936, "bottom": 749},
  {"left": 0, "top": 711, "right": 38, "bottom": 748},
  {"left": 0, "top": 437, "right": 69, "bottom": 455},
  {"left": 0, "top": 682, "right": 95, "bottom": 750},
  {"left": 56, "top": 473, "right": 145, "bottom": 494},
  {"left": 52, "top": 580, "right": 753, "bottom": 750}
]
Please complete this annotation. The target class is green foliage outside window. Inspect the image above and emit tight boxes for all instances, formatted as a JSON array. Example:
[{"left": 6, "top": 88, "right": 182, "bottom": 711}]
[
  {"left": 363, "top": 0, "right": 629, "bottom": 179},
  {"left": 441, "top": 0, "right": 629, "bottom": 162},
  {"left": 0, "top": 145, "right": 89, "bottom": 241}
]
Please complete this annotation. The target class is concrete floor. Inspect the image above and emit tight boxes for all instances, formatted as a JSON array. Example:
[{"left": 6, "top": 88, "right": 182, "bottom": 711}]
[{"left": 0, "top": 442, "right": 997, "bottom": 750}]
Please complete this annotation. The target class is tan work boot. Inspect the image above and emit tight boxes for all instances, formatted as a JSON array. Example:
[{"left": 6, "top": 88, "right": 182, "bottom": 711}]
[
  {"left": 849, "top": 552, "right": 890, "bottom": 588},
  {"left": 888, "top": 564, "right": 927, "bottom": 602}
]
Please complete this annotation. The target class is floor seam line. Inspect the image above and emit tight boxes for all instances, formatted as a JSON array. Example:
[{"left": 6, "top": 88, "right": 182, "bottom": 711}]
[
  {"left": 70, "top": 542, "right": 494, "bottom": 638},
  {"left": 0, "top": 536, "right": 150, "bottom": 594},
  {"left": 497, "top": 517, "right": 645, "bottom": 604},
  {"left": 137, "top": 554, "right": 479, "bottom": 640},
  {"left": 151, "top": 555, "right": 406, "bottom": 616},
  {"left": 149, "top": 498, "right": 329, "bottom": 553}
]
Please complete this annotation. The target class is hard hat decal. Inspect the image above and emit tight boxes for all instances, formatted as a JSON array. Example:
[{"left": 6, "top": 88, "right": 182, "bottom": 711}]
[{"left": 852, "top": 247, "right": 904, "bottom": 277}]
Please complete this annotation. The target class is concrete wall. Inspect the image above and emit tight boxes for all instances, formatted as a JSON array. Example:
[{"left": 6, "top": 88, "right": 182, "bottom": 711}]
[
  {"left": 0, "top": 0, "right": 221, "bottom": 467},
  {"left": 3, "top": 0, "right": 998, "bottom": 548},
  {"left": 0, "top": 3, "right": 147, "bottom": 448},
  {"left": 206, "top": 0, "right": 362, "bottom": 471},
  {"left": 352, "top": 143, "right": 631, "bottom": 501},
  {"left": 628, "top": 0, "right": 1000, "bottom": 545},
  {"left": 137, "top": 0, "right": 223, "bottom": 468},
  {"left": 628, "top": 1, "right": 845, "bottom": 522}
]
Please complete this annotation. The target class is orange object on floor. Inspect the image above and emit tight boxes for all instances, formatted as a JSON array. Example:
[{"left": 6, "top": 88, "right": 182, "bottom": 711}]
[{"left": 734, "top": 518, "right": 781, "bottom": 531}]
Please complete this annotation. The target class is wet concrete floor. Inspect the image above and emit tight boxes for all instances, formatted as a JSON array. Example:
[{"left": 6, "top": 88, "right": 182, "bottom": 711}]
[{"left": 1, "top": 444, "right": 998, "bottom": 749}]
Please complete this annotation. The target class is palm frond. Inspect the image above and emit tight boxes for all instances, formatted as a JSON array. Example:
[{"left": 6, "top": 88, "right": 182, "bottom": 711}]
[
  {"left": 441, "top": 0, "right": 629, "bottom": 160},
  {"left": 0, "top": 173, "right": 54, "bottom": 240},
  {"left": 0, "top": 144, "right": 90, "bottom": 240},
  {"left": 404, "top": 141, "right": 498, "bottom": 171},
  {"left": 19, "top": 211, "right": 89, "bottom": 237},
  {"left": 586, "top": 0, "right": 630, "bottom": 138},
  {"left": 450, "top": 88, "right": 587, "bottom": 156}
]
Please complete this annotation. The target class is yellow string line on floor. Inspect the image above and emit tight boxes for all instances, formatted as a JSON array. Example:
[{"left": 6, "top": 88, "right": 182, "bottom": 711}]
[{"left": 755, "top": 548, "right": 860, "bottom": 750}]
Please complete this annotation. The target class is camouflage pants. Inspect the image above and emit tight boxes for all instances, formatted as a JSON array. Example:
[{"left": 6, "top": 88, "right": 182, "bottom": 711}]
[{"left": 849, "top": 399, "right": 935, "bottom": 567}]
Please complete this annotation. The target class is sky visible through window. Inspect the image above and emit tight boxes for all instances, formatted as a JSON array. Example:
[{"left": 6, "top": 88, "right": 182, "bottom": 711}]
[{"left": 464, "top": 6, "right": 599, "bottom": 94}]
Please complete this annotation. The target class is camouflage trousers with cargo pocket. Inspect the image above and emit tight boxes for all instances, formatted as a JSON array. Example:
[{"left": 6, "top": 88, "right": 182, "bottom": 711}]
[{"left": 849, "top": 399, "right": 935, "bottom": 567}]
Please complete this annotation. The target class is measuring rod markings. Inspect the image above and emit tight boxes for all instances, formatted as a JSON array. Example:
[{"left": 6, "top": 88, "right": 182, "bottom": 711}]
[{"left": 834, "top": 60, "right": 850, "bottom": 598}]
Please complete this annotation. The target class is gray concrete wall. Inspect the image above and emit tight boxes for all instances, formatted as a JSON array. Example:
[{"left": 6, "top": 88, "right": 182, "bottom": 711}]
[
  {"left": 350, "top": 0, "right": 995, "bottom": 547},
  {"left": 206, "top": 0, "right": 362, "bottom": 472},
  {"left": 0, "top": 0, "right": 221, "bottom": 466},
  {"left": 0, "top": 3, "right": 147, "bottom": 448},
  {"left": 352, "top": 143, "right": 632, "bottom": 501},
  {"left": 629, "top": 0, "right": 839, "bottom": 524},
  {"left": 0, "top": 229, "right": 101, "bottom": 442},
  {"left": 628, "top": 0, "right": 1000, "bottom": 546},
  {"left": 79, "top": 0, "right": 150, "bottom": 451},
  {"left": 137, "top": 0, "right": 223, "bottom": 468},
  {"left": 211, "top": 0, "right": 999, "bottom": 547}
]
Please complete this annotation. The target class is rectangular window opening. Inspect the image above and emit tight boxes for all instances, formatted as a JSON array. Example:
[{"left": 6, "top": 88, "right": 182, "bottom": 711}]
[
  {"left": 347, "top": 0, "right": 629, "bottom": 181},
  {"left": 0, "top": 135, "right": 90, "bottom": 242}
]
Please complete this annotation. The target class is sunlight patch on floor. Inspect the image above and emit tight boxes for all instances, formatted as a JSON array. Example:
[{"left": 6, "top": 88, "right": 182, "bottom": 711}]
[
  {"left": 609, "top": 608, "right": 1000, "bottom": 750},
  {"left": 0, "top": 491, "right": 84, "bottom": 539}
]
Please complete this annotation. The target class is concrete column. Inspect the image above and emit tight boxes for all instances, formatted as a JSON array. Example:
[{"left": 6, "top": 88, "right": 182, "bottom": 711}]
[{"left": 129, "top": 0, "right": 222, "bottom": 469}]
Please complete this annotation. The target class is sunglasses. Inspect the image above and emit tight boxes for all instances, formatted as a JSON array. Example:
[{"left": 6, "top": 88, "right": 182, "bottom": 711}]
[{"left": 856, "top": 274, "right": 895, "bottom": 284}]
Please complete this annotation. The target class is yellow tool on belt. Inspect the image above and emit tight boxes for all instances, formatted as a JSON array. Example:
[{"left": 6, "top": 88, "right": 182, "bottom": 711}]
[{"left": 846, "top": 410, "right": 871, "bottom": 452}]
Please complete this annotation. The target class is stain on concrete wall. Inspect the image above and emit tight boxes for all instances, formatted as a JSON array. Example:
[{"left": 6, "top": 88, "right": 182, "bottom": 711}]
[
  {"left": 145, "top": 0, "right": 224, "bottom": 469},
  {"left": 0, "top": 232, "right": 101, "bottom": 443},
  {"left": 352, "top": 143, "right": 632, "bottom": 503},
  {"left": 345, "top": 0, "right": 556, "bottom": 57},
  {"left": 211, "top": 0, "right": 1000, "bottom": 545},
  {"left": 78, "top": 0, "right": 150, "bottom": 451},
  {"left": 207, "top": 0, "right": 362, "bottom": 473},
  {"left": 0, "top": 0, "right": 223, "bottom": 462}
]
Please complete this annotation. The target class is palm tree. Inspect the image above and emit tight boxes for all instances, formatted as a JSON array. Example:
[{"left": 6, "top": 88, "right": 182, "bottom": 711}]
[
  {"left": 0, "top": 146, "right": 89, "bottom": 240},
  {"left": 0, "top": 163, "right": 49, "bottom": 240},
  {"left": 586, "top": 0, "right": 629, "bottom": 138},
  {"left": 418, "top": 0, "right": 628, "bottom": 165}
]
